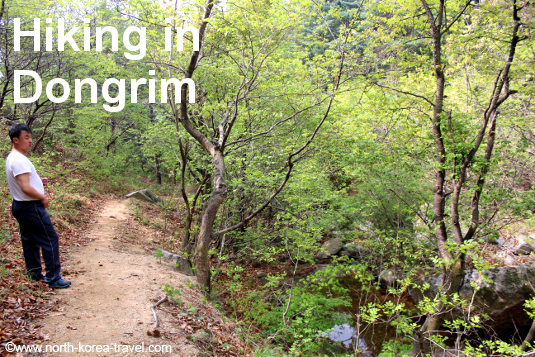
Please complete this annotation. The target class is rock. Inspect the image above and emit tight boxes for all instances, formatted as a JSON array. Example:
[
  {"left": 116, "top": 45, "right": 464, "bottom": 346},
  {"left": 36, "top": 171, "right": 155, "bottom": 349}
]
[
  {"left": 126, "top": 189, "right": 162, "bottom": 204},
  {"left": 317, "top": 251, "right": 329, "bottom": 259},
  {"left": 378, "top": 269, "right": 405, "bottom": 289},
  {"left": 515, "top": 242, "right": 535, "bottom": 255},
  {"left": 513, "top": 233, "right": 535, "bottom": 255},
  {"left": 412, "top": 260, "right": 535, "bottom": 334},
  {"left": 143, "top": 189, "right": 162, "bottom": 203},
  {"left": 156, "top": 249, "right": 193, "bottom": 275},
  {"left": 485, "top": 237, "right": 500, "bottom": 245},
  {"left": 318, "top": 238, "right": 344, "bottom": 258},
  {"left": 126, "top": 190, "right": 152, "bottom": 202},
  {"left": 257, "top": 271, "right": 268, "bottom": 279},
  {"left": 338, "top": 250, "right": 353, "bottom": 258},
  {"left": 504, "top": 254, "right": 518, "bottom": 266}
]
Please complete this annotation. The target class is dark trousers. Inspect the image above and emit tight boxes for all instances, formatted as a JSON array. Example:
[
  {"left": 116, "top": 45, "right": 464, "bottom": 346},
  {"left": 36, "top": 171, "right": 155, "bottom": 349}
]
[{"left": 11, "top": 200, "right": 61, "bottom": 283}]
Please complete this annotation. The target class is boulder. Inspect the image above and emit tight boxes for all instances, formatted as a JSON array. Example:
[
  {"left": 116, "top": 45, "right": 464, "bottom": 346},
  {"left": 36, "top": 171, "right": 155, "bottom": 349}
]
[
  {"left": 503, "top": 254, "right": 518, "bottom": 266},
  {"left": 378, "top": 269, "right": 405, "bottom": 289},
  {"left": 156, "top": 249, "right": 193, "bottom": 276},
  {"left": 513, "top": 233, "right": 535, "bottom": 255},
  {"left": 144, "top": 189, "right": 162, "bottom": 203},
  {"left": 317, "top": 251, "right": 329, "bottom": 259},
  {"left": 337, "top": 250, "right": 353, "bottom": 258},
  {"left": 126, "top": 189, "right": 162, "bottom": 204},
  {"left": 318, "top": 238, "right": 344, "bottom": 259},
  {"left": 412, "top": 260, "right": 535, "bottom": 333},
  {"left": 515, "top": 243, "right": 535, "bottom": 255}
]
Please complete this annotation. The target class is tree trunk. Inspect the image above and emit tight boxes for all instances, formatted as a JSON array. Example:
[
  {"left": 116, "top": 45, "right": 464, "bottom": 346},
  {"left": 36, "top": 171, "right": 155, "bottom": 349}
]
[
  {"left": 522, "top": 317, "right": 535, "bottom": 351},
  {"left": 154, "top": 155, "right": 162, "bottom": 185},
  {"left": 193, "top": 150, "right": 227, "bottom": 294}
]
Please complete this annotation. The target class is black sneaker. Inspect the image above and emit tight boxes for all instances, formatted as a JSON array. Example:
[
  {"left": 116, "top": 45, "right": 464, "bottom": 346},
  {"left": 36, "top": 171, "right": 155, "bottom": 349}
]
[{"left": 48, "top": 278, "right": 71, "bottom": 289}]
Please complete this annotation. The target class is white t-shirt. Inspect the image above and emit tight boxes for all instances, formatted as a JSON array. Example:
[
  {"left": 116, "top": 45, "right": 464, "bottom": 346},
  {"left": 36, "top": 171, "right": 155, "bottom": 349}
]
[{"left": 5, "top": 151, "right": 45, "bottom": 201}]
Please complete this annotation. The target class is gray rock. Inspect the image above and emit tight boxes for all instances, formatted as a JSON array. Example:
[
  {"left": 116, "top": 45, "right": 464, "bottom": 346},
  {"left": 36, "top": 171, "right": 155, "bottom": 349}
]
[
  {"left": 257, "top": 271, "right": 268, "bottom": 279},
  {"left": 514, "top": 233, "right": 535, "bottom": 255},
  {"left": 378, "top": 269, "right": 405, "bottom": 289},
  {"left": 317, "top": 251, "right": 329, "bottom": 259},
  {"left": 156, "top": 249, "right": 193, "bottom": 276},
  {"left": 319, "top": 238, "right": 344, "bottom": 257},
  {"left": 126, "top": 190, "right": 152, "bottom": 202},
  {"left": 515, "top": 242, "right": 535, "bottom": 255},
  {"left": 504, "top": 254, "right": 518, "bottom": 266},
  {"left": 126, "top": 189, "right": 162, "bottom": 204},
  {"left": 144, "top": 189, "right": 162, "bottom": 203},
  {"left": 337, "top": 250, "right": 352, "bottom": 258},
  {"left": 413, "top": 260, "right": 535, "bottom": 321},
  {"left": 485, "top": 237, "right": 500, "bottom": 245},
  {"left": 343, "top": 248, "right": 366, "bottom": 260}
]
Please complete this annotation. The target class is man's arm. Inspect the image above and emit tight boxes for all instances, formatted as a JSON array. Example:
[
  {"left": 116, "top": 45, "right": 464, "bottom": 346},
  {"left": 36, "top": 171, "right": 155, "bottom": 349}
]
[{"left": 15, "top": 173, "right": 49, "bottom": 208}]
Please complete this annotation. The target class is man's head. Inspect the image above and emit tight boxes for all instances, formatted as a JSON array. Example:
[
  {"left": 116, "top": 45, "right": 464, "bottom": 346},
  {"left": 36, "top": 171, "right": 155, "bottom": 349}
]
[
  {"left": 9, "top": 124, "right": 32, "bottom": 154},
  {"left": 9, "top": 124, "right": 32, "bottom": 142}
]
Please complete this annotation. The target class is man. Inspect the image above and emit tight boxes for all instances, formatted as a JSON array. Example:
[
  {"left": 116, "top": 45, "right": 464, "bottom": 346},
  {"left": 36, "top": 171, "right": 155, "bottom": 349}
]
[{"left": 5, "top": 124, "right": 71, "bottom": 289}]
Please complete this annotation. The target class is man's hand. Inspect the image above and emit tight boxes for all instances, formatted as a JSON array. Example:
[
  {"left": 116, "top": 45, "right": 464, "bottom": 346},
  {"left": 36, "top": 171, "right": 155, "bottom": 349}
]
[
  {"left": 41, "top": 196, "right": 49, "bottom": 208},
  {"left": 16, "top": 173, "right": 48, "bottom": 207}
]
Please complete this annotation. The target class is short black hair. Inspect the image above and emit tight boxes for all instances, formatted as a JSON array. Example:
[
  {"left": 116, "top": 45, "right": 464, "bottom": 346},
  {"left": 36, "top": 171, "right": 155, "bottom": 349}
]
[{"left": 9, "top": 124, "right": 32, "bottom": 142}]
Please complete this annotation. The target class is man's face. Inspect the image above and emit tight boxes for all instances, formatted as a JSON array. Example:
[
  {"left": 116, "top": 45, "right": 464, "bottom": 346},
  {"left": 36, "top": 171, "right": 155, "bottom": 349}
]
[{"left": 13, "top": 130, "right": 32, "bottom": 153}]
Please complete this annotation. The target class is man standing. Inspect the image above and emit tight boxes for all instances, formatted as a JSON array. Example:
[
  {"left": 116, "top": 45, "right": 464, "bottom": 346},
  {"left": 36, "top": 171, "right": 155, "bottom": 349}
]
[{"left": 5, "top": 124, "right": 70, "bottom": 289}]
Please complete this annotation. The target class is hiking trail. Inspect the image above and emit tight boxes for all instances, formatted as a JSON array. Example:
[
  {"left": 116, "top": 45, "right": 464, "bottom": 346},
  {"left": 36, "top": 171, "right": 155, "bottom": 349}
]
[{"left": 39, "top": 199, "right": 200, "bottom": 356}]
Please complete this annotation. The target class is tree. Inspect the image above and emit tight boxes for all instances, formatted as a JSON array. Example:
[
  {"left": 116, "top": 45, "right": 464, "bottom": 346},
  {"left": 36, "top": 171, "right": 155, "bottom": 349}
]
[
  {"left": 133, "top": 0, "right": 353, "bottom": 292},
  {"left": 360, "top": 0, "right": 532, "bottom": 351},
  {"left": 0, "top": 0, "right": 76, "bottom": 137}
]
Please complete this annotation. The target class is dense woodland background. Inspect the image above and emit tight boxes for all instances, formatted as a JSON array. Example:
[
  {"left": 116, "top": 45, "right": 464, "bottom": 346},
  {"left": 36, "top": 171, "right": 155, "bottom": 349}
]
[{"left": 1, "top": 0, "right": 535, "bottom": 355}]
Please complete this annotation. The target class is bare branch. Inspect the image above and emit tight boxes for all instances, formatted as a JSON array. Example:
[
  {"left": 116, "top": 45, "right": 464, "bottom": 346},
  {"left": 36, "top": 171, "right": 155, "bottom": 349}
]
[{"left": 373, "top": 81, "right": 435, "bottom": 107}]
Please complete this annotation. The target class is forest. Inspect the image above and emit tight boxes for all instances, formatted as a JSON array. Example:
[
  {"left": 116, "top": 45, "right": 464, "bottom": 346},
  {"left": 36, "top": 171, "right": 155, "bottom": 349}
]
[{"left": 1, "top": 0, "right": 535, "bottom": 355}]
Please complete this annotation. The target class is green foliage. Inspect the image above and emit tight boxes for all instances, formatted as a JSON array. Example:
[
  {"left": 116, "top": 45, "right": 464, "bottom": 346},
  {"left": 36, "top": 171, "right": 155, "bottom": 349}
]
[
  {"left": 525, "top": 297, "right": 535, "bottom": 319},
  {"left": 378, "top": 338, "right": 412, "bottom": 357},
  {"left": 162, "top": 283, "right": 181, "bottom": 304},
  {"left": 253, "top": 346, "right": 289, "bottom": 357},
  {"left": 185, "top": 279, "right": 196, "bottom": 289},
  {"left": 1, "top": 0, "right": 533, "bottom": 353},
  {"left": 463, "top": 340, "right": 525, "bottom": 357}
]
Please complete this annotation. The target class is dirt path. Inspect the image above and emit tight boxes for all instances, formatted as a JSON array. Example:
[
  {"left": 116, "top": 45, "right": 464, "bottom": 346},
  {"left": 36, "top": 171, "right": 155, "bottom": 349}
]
[{"left": 39, "top": 200, "right": 200, "bottom": 356}]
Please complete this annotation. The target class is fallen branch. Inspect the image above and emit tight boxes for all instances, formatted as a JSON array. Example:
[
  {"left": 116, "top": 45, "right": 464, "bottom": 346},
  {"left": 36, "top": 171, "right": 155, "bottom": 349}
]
[{"left": 151, "top": 295, "right": 168, "bottom": 329}]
